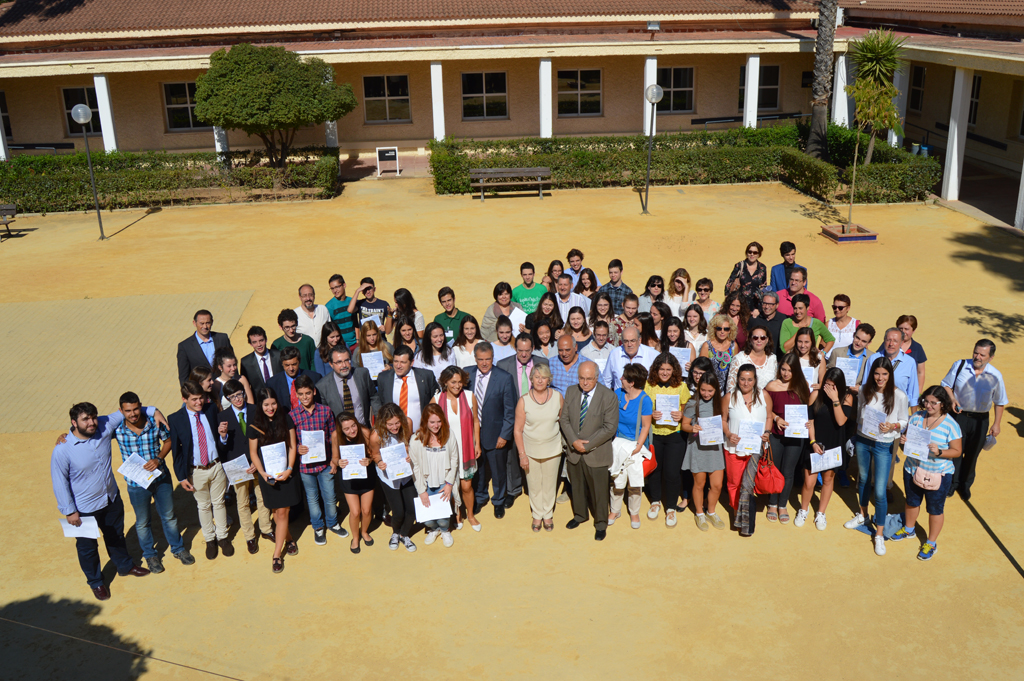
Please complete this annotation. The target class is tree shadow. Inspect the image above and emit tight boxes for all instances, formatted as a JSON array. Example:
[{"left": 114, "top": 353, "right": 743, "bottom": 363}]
[
  {"left": 793, "top": 200, "right": 844, "bottom": 225},
  {"left": 948, "top": 225, "right": 1024, "bottom": 293},
  {"left": 0, "top": 0, "right": 90, "bottom": 24},
  {"left": 959, "top": 305, "right": 1024, "bottom": 344},
  {"left": 0, "top": 595, "right": 149, "bottom": 680}
]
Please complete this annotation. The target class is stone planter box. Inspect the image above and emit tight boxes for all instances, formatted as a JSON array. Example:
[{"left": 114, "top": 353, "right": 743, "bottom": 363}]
[{"left": 821, "top": 223, "right": 877, "bottom": 243}]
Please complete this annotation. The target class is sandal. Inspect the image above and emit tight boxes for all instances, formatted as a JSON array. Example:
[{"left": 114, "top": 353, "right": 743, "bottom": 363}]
[
  {"left": 272, "top": 557, "right": 284, "bottom": 573},
  {"left": 778, "top": 509, "right": 790, "bottom": 524},
  {"left": 532, "top": 520, "right": 542, "bottom": 532},
  {"left": 543, "top": 520, "right": 554, "bottom": 532},
  {"left": 766, "top": 507, "right": 778, "bottom": 522}
]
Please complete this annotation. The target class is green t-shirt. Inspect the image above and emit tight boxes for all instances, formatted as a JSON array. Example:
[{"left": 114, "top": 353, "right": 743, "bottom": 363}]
[
  {"left": 512, "top": 283, "right": 545, "bottom": 314},
  {"left": 778, "top": 318, "right": 835, "bottom": 352},
  {"left": 434, "top": 309, "right": 469, "bottom": 345},
  {"left": 272, "top": 334, "right": 318, "bottom": 372},
  {"left": 325, "top": 296, "right": 357, "bottom": 347}
]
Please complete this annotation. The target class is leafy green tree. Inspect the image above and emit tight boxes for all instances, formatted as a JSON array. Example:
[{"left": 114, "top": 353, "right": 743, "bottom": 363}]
[
  {"left": 848, "top": 30, "right": 907, "bottom": 165},
  {"left": 806, "top": 0, "right": 839, "bottom": 161},
  {"left": 843, "top": 78, "right": 903, "bottom": 232},
  {"left": 194, "top": 44, "right": 357, "bottom": 167}
]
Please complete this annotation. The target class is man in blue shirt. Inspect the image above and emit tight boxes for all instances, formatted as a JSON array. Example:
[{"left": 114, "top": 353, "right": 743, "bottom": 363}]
[
  {"left": 769, "top": 241, "right": 806, "bottom": 292},
  {"left": 866, "top": 328, "right": 920, "bottom": 407},
  {"left": 549, "top": 334, "right": 581, "bottom": 397},
  {"left": 51, "top": 402, "right": 168, "bottom": 600}
]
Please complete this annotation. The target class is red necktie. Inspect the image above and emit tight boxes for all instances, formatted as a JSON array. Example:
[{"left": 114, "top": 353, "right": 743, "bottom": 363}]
[
  {"left": 399, "top": 375, "right": 409, "bottom": 416},
  {"left": 290, "top": 379, "right": 299, "bottom": 411},
  {"left": 195, "top": 412, "right": 209, "bottom": 466}
]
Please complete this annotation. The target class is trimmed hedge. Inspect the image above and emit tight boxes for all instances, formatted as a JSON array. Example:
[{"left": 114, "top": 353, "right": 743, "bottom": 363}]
[
  {"left": 0, "top": 147, "right": 339, "bottom": 214},
  {"left": 779, "top": 148, "right": 840, "bottom": 200}
]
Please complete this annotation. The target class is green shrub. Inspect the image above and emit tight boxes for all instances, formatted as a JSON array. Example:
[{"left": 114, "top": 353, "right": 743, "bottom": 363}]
[
  {"left": 844, "top": 156, "right": 942, "bottom": 203},
  {"left": 779, "top": 148, "right": 840, "bottom": 199}
]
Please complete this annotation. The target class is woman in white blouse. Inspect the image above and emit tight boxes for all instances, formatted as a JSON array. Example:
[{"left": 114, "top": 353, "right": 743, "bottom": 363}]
[
  {"left": 682, "top": 304, "right": 708, "bottom": 355},
  {"left": 666, "top": 268, "right": 696, "bottom": 318},
  {"left": 452, "top": 315, "right": 482, "bottom": 369},
  {"left": 722, "top": 364, "right": 773, "bottom": 512},
  {"left": 726, "top": 323, "right": 778, "bottom": 393}
]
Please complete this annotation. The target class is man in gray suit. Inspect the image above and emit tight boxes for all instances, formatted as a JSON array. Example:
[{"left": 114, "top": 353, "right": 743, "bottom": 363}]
[
  {"left": 377, "top": 345, "right": 439, "bottom": 432},
  {"left": 467, "top": 342, "right": 517, "bottom": 518},
  {"left": 315, "top": 345, "right": 379, "bottom": 428},
  {"left": 496, "top": 332, "right": 549, "bottom": 502},
  {"left": 559, "top": 360, "right": 619, "bottom": 540}
]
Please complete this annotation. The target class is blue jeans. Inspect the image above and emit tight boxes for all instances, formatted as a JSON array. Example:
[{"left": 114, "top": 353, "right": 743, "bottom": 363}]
[
  {"left": 423, "top": 485, "right": 452, "bottom": 532},
  {"left": 126, "top": 479, "right": 184, "bottom": 558},
  {"left": 856, "top": 435, "right": 893, "bottom": 527},
  {"left": 300, "top": 468, "right": 338, "bottom": 531}
]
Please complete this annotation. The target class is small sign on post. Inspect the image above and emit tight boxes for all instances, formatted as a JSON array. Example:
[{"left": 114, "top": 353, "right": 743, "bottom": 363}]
[{"left": 376, "top": 147, "right": 400, "bottom": 177}]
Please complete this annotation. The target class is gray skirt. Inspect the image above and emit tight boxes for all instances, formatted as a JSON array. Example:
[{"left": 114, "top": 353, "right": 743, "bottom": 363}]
[{"left": 683, "top": 438, "right": 725, "bottom": 474}]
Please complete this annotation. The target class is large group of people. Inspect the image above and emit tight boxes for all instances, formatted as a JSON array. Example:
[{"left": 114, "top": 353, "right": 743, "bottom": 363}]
[{"left": 52, "top": 244, "right": 1008, "bottom": 600}]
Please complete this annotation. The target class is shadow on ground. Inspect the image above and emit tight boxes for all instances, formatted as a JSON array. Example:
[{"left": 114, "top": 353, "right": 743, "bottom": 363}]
[
  {"left": 0, "top": 595, "right": 149, "bottom": 680},
  {"left": 959, "top": 305, "right": 1024, "bottom": 344},
  {"left": 793, "top": 201, "right": 845, "bottom": 225},
  {"left": 948, "top": 225, "right": 1024, "bottom": 292}
]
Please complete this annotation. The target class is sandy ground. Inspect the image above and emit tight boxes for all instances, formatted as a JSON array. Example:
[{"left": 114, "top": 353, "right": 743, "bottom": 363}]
[{"left": 1, "top": 180, "right": 1022, "bottom": 680}]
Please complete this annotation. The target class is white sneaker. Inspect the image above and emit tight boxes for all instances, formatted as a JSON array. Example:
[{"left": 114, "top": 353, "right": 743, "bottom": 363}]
[
  {"left": 424, "top": 530, "right": 440, "bottom": 545},
  {"left": 874, "top": 535, "right": 886, "bottom": 556},
  {"left": 647, "top": 503, "right": 660, "bottom": 520},
  {"left": 844, "top": 513, "right": 866, "bottom": 529},
  {"left": 441, "top": 531, "right": 454, "bottom": 547},
  {"left": 814, "top": 512, "right": 827, "bottom": 531},
  {"left": 794, "top": 509, "right": 808, "bottom": 527},
  {"left": 665, "top": 509, "right": 677, "bottom": 527}
]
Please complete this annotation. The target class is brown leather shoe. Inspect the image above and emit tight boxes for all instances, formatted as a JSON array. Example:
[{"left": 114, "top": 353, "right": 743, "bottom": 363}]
[
  {"left": 92, "top": 585, "right": 110, "bottom": 601},
  {"left": 246, "top": 539, "right": 258, "bottom": 554},
  {"left": 119, "top": 566, "right": 150, "bottom": 577},
  {"left": 218, "top": 538, "right": 235, "bottom": 557},
  {"left": 260, "top": 531, "right": 275, "bottom": 541},
  {"left": 205, "top": 541, "right": 218, "bottom": 560}
]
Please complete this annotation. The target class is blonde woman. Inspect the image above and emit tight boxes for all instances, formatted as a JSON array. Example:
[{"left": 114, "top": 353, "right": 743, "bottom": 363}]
[
  {"left": 352, "top": 321, "right": 394, "bottom": 373},
  {"left": 701, "top": 312, "right": 737, "bottom": 396},
  {"left": 513, "top": 363, "right": 564, "bottom": 532}
]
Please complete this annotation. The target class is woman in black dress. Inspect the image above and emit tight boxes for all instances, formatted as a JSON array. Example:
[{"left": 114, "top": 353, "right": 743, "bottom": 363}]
[
  {"left": 797, "top": 367, "right": 854, "bottom": 531},
  {"left": 337, "top": 412, "right": 377, "bottom": 553},
  {"left": 248, "top": 387, "right": 300, "bottom": 573}
]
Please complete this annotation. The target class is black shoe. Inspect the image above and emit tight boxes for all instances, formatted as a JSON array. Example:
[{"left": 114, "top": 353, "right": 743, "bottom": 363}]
[
  {"left": 328, "top": 524, "right": 350, "bottom": 538},
  {"left": 494, "top": 506, "right": 505, "bottom": 519},
  {"left": 205, "top": 542, "right": 218, "bottom": 560},
  {"left": 473, "top": 501, "right": 484, "bottom": 515},
  {"left": 218, "top": 538, "right": 234, "bottom": 557},
  {"left": 504, "top": 496, "right": 516, "bottom": 509},
  {"left": 173, "top": 549, "right": 196, "bottom": 566},
  {"left": 595, "top": 529, "right": 607, "bottom": 541},
  {"left": 260, "top": 531, "right": 275, "bottom": 542},
  {"left": 566, "top": 519, "right": 581, "bottom": 530},
  {"left": 145, "top": 556, "right": 164, "bottom": 574},
  {"left": 246, "top": 539, "right": 259, "bottom": 555}
]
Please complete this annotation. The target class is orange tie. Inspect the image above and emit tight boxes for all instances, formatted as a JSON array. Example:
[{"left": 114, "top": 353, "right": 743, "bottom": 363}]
[{"left": 399, "top": 375, "right": 409, "bottom": 416}]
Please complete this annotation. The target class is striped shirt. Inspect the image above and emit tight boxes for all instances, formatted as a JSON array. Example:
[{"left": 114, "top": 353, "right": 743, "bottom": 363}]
[
  {"left": 114, "top": 414, "right": 170, "bottom": 488},
  {"left": 326, "top": 296, "right": 358, "bottom": 348},
  {"left": 903, "top": 412, "right": 962, "bottom": 476}
]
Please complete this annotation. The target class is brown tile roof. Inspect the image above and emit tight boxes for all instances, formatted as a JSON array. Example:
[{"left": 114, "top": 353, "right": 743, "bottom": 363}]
[
  {"left": 840, "top": 0, "right": 1024, "bottom": 16},
  {"left": 0, "top": 0, "right": 819, "bottom": 37}
]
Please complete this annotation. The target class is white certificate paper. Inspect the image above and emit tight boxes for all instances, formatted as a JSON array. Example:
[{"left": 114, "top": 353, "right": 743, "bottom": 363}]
[
  {"left": 862, "top": 407, "right": 887, "bottom": 439},
  {"left": 784, "top": 404, "right": 809, "bottom": 438},
  {"left": 508, "top": 307, "right": 528, "bottom": 332},
  {"left": 339, "top": 444, "right": 368, "bottom": 480},
  {"left": 593, "top": 357, "right": 608, "bottom": 374},
  {"left": 669, "top": 347, "right": 692, "bottom": 369},
  {"left": 362, "top": 351, "right": 385, "bottom": 379},
  {"left": 117, "top": 454, "right": 163, "bottom": 489},
  {"left": 811, "top": 446, "right": 843, "bottom": 473},
  {"left": 835, "top": 357, "right": 861, "bottom": 386},
  {"left": 300, "top": 429, "right": 327, "bottom": 464},
  {"left": 363, "top": 314, "right": 383, "bottom": 330},
  {"left": 698, "top": 415, "right": 724, "bottom": 446},
  {"left": 655, "top": 394, "right": 680, "bottom": 426},
  {"left": 737, "top": 421, "right": 765, "bottom": 454},
  {"left": 380, "top": 443, "right": 412, "bottom": 481},
  {"left": 60, "top": 516, "right": 101, "bottom": 539},
  {"left": 221, "top": 455, "right": 254, "bottom": 485},
  {"left": 414, "top": 494, "right": 452, "bottom": 522},
  {"left": 903, "top": 424, "right": 933, "bottom": 461},
  {"left": 802, "top": 366, "right": 818, "bottom": 387},
  {"left": 261, "top": 442, "right": 288, "bottom": 478}
]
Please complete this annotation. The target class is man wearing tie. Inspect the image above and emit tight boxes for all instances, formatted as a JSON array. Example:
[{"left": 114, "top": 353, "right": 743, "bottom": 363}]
[
  {"left": 497, "top": 333, "right": 549, "bottom": 502},
  {"left": 169, "top": 381, "right": 233, "bottom": 560},
  {"left": 176, "top": 309, "right": 233, "bottom": 385},
  {"left": 560, "top": 361, "right": 619, "bottom": 540},
  {"left": 466, "top": 342, "right": 517, "bottom": 518},
  {"left": 267, "top": 347, "right": 322, "bottom": 415},
  {"left": 316, "top": 345, "right": 379, "bottom": 428},
  {"left": 377, "top": 345, "right": 439, "bottom": 432},
  {"left": 240, "top": 326, "right": 282, "bottom": 395}
]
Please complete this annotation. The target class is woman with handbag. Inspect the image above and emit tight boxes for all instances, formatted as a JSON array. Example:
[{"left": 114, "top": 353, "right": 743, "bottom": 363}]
[
  {"left": 844, "top": 356, "right": 909, "bottom": 557},
  {"left": 796, "top": 367, "right": 854, "bottom": 531},
  {"left": 722, "top": 364, "right": 773, "bottom": 511},
  {"left": 681, "top": 372, "right": 727, "bottom": 531},
  {"left": 763, "top": 353, "right": 811, "bottom": 524},
  {"left": 608, "top": 364, "right": 654, "bottom": 530},
  {"left": 724, "top": 241, "right": 768, "bottom": 316},
  {"left": 892, "top": 386, "right": 962, "bottom": 561},
  {"left": 644, "top": 353, "right": 691, "bottom": 526}
]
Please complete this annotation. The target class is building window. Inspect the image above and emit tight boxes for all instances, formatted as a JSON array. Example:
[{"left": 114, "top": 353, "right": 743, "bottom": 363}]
[
  {"left": 462, "top": 72, "right": 508, "bottom": 120},
  {"left": 909, "top": 66, "right": 926, "bottom": 113},
  {"left": 738, "top": 65, "right": 780, "bottom": 111},
  {"left": 968, "top": 74, "right": 981, "bottom": 126},
  {"left": 363, "top": 75, "right": 411, "bottom": 123},
  {"left": 163, "top": 82, "right": 208, "bottom": 130},
  {"left": 62, "top": 87, "right": 102, "bottom": 135},
  {"left": 557, "top": 69, "right": 602, "bottom": 117},
  {"left": 656, "top": 67, "right": 694, "bottom": 114},
  {"left": 0, "top": 91, "right": 11, "bottom": 139}
]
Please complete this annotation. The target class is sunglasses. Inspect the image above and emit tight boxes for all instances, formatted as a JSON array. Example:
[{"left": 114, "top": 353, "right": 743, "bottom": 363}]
[
  {"left": 715, "top": 326, "right": 731, "bottom": 332},
  {"left": 650, "top": 284, "right": 663, "bottom": 289},
  {"left": 832, "top": 305, "right": 847, "bottom": 311},
  {"left": 746, "top": 250, "right": 760, "bottom": 255},
  {"left": 751, "top": 335, "right": 768, "bottom": 341},
  {"left": 697, "top": 288, "right": 710, "bottom": 293}
]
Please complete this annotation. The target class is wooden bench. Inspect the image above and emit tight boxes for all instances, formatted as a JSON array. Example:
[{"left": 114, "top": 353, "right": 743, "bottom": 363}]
[
  {"left": 0, "top": 204, "right": 16, "bottom": 239},
  {"left": 469, "top": 167, "right": 551, "bottom": 201}
]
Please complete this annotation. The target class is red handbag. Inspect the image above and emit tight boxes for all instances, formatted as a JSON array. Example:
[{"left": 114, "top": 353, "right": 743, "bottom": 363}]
[
  {"left": 754, "top": 441, "right": 784, "bottom": 495},
  {"left": 642, "top": 449, "right": 657, "bottom": 477}
]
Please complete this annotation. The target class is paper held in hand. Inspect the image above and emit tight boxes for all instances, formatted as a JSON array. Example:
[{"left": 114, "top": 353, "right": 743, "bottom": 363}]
[
  {"left": 784, "top": 404, "right": 809, "bottom": 438},
  {"left": 221, "top": 456, "right": 254, "bottom": 485},
  {"left": 414, "top": 493, "right": 452, "bottom": 522},
  {"left": 811, "top": 446, "right": 843, "bottom": 473},
  {"left": 261, "top": 442, "right": 288, "bottom": 478},
  {"left": 363, "top": 315, "right": 383, "bottom": 330},
  {"left": 508, "top": 307, "right": 528, "bottom": 332},
  {"left": 698, "top": 415, "right": 724, "bottom": 446},
  {"left": 340, "top": 444, "right": 368, "bottom": 480},
  {"left": 655, "top": 394, "right": 680, "bottom": 426},
  {"left": 300, "top": 429, "right": 327, "bottom": 465},
  {"left": 861, "top": 407, "right": 887, "bottom": 439},
  {"left": 669, "top": 347, "right": 691, "bottom": 369},
  {"left": 903, "top": 424, "right": 933, "bottom": 461},
  {"left": 802, "top": 366, "right": 817, "bottom": 387},
  {"left": 60, "top": 516, "right": 101, "bottom": 539},
  {"left": 362, "top": 351, "right": 385, "bottom": 380},
  {"left": 117, "top": 453, "right": 163, "bottom": 489},
  {"left": 737, "top": 421, "right": 764, "bottom": 454},
  {"left": 835, "top": 356, "right": 861, "bottom": 386},
  {"left": 379, "top": 443, "right": 412, "bottom": 481}
]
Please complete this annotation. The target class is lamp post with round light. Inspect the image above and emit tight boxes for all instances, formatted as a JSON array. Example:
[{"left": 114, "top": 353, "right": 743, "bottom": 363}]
[
  {"left": 70, "top": 103, "right": 105, "bottom": 240},
  {"left": 641, "top": 83, "right": 664, "bottom": 215}
]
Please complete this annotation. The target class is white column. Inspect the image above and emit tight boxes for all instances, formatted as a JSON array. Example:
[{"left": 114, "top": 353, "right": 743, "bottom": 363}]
[
  {"left": 0, "top": 128, "right": 9, "bottom": 162},
  {"left": 325, "top": 120, "right": 338, "bottom": 147},
  {"left": 888, "top": 61, "right": 910, "bottom": 148},
  {"left": 1016, "top": 159, "right": 1024, "bottom": 230},
  {"left": 92, "top": 74, "right": 117, "bottom": 152},
  {"left": 643, "top": 57, "right": 658, "bottom": 135},
  {"left": 539, "top": 59, "right": 553, "bottom": 138},
  {"left": 940, "top": 67, "right": 974, "bottom": 201},
  {"left": 831, "top": 54, "right": 850, "bottom": 128},
  {"left": 429, "top": 62, "right": 445, "bottom": 141},
  {"left": 743, "top": 54, "right": 760, "bottom": 128},
  {"left": 213, "top": 126, "right": 229, "bottom": 161}
]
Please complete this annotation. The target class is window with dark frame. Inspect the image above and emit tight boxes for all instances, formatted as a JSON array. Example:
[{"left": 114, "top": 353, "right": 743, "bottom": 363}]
[
  {"left": 62, "top": 87, "right": 102, "bottom": 135},
  {"left": 557, "top": 69, "right": 602, "bottom": 117},
  {"left": 738, "top": 65, "right": 781, "bottom": 111},
  {"left": 968, "top": 74, "right": 981, "bottom": 126},
  {"left": 909, "top": 65, "right": 926, "bottom": 113},
  {"left": 363, "top": 75, "right": 411, "bottom": 123},
  {"left": 0, "top": 91, "right": 11, "bottom": 139},
  {"left": 655, "top": 67, "right": 695, "bottom": 114},
  {"left": 164, "top": 82, "right": 209, "bottom": 130},
  {"left": 461, "top": 72, "right": 508, "bottom": 120}
]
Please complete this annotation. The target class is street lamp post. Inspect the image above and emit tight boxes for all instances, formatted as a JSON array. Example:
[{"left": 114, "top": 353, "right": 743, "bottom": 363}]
[
  {"left": 642, "top": 83, "right": 664, "bottom": 215},
  {"left": 70, "top": 103, "right": 105, "bottom": 240}
]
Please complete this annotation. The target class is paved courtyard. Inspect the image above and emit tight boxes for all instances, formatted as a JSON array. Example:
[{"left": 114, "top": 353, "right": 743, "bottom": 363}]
[{"left": 1, "top": 179, "right": 1022, "bottom": 680}]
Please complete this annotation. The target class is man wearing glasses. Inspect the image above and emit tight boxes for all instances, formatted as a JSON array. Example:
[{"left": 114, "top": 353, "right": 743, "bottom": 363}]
[
  {"left": 776, "top": 268, "right": 826, "bottom": 322},
  {"left": 759, "top": 291, "right": 786, "bottom": 361},
  {"left": 600, "top": 326, "right": 657, "bottom": 389}
]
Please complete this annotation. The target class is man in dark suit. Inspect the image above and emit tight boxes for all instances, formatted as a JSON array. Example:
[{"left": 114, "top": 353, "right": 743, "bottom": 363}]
[
  {"left": 266, "top": 346, "right": 321, "bottom": 414},
  {"left": 168, "top": 380, "right": 233, "bottom": 559},
  {"left": 377, "top": 345, "right": 439, "bottom": 432},
  {"left": 177, "top": 309, "right": 233, "bottom": 385},
  {"left": 466, "top": 341, "right": 517, "bottom": 518},
  {"left": 240, "top": 325, "right": 282, "bottom": 395},
  {"left": 316, "top": 345, "right": 378, "bottom": 428},
  {"left": 216, "top": 379, "right": 272, "bottom": 554},
  {"left": 497, "top": 333, "right": 550, "bottom": 503},
  {"left": 559, "top": 360, "right": 619, "bottom": 540}
]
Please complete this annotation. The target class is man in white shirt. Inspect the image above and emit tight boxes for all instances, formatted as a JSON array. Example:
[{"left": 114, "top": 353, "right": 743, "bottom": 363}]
[
  {"left": 581, "top": 321, "right": 613, "bottom": 375},
  {"left": 295, "top": 284, "right": 331, "bottom": 345},
  {"left": 941, "top": 339, "right": 1008, "bottom": 501},
  {"left": 554, "top": 273, "right": 591, "bottom": 320},
  {"left": 600, "top": 327, "right": 657, "bottom": 389},
  {"left": 377, "top": 346, "right": 439, "bottom": 432}
]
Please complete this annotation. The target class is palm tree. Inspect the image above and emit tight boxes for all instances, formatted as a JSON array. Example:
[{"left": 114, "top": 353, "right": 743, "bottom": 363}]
[
  {"left": 806, "top": 0, "right": 839, "bottom": 161},
  {"left": 848, "top": 29, "right": 907, "bottom": 164}
]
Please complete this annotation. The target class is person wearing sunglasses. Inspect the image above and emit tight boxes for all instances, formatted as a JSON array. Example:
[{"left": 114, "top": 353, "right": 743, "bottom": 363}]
[
  {"left": 700, "top": 313, "right": 737, "bottom": 397},
  {"left": 637, "top": 275, "right": 666, "bottom": 314},
  {"left": 726, "top": 321, "right": 778, "bottom": 392},
  {"left": 694, "top": 278, "right": 720, "bottom": 324},
  {"left": 725, "top": 241, "right": 768, "bottom": 316},
  {"left": 826, "top": 295, "right": 859, "bottom": 358}
]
